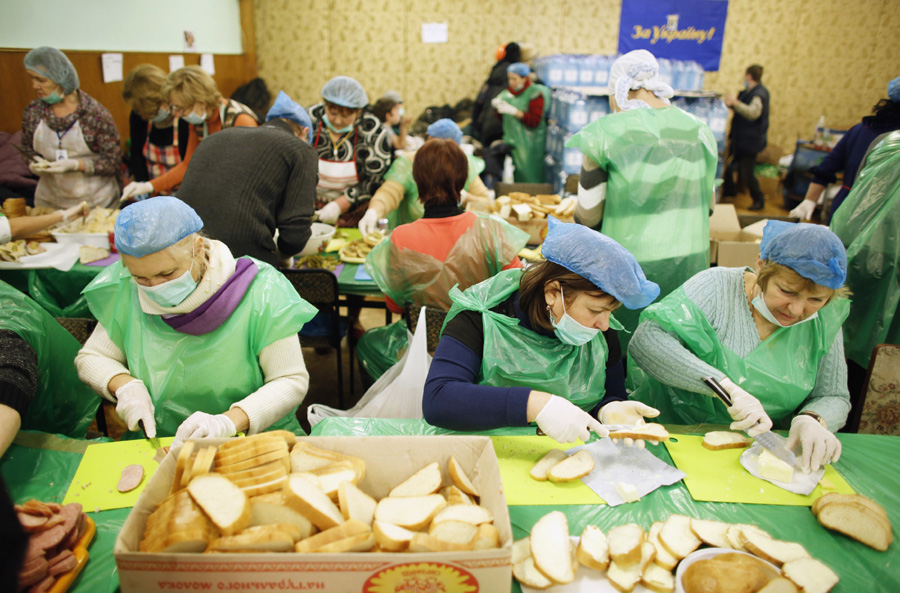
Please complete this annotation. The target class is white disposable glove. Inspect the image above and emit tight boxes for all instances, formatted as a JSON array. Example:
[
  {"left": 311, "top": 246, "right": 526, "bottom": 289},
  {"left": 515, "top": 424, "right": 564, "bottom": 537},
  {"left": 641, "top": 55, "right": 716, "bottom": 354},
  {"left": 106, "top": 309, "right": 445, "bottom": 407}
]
[
  {"left": 720, "top": 378, "right": 773, "bottom": 437},
  {"left": 173, "top": 411, "right": 237, "bottom": 446},
  {"left": 42, "top": 159, "right": 80, "bottom": 174},
  {"left": 599, "top": 401, "right": 661, "bottom": 448},
  {"left": 60, "top": 201, "right": 89, "bottom": 223},
  {"left": 358, "top": 208, "right": 380, "bottom": 236},
  {"left": 121, "top": 181, "right": 154, "bottom": 202},
  {"left": 28, "top": 157, "right": 52, "bottom": 176},
  {"left": 789, "top": 199, "right": 817, "bottom": 221},
  {"left": 491, "top": 97, "right": 504, "bottom": 110},
  {"left": 315, "top": 201, "right": 342, "bottom": 225},
  {"left": 115, "top": 379, "right": 156, "bottom": 438},
  {"left": 535, "top": 395, "right": 609, "bottom": 444},
  {"left": 787, "top": 415, "right": 841, "bottom": 473},
  {"left": 495, "top": 100, "right": 521, "bottom": 116}
]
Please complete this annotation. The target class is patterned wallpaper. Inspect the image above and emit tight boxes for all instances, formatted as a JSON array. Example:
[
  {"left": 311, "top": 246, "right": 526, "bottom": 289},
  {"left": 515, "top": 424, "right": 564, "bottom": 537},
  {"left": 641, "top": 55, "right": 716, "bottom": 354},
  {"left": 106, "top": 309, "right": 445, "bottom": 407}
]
[{"left": 255, "top": 0, "right": 900, "bottom": 151}]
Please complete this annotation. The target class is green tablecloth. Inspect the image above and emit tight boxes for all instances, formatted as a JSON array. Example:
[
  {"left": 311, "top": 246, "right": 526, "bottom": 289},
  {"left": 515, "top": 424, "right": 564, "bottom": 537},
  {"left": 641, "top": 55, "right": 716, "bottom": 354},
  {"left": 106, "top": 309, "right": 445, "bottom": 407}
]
[{"left": 311, "top": 418, "right": 900, "bottom": 593}]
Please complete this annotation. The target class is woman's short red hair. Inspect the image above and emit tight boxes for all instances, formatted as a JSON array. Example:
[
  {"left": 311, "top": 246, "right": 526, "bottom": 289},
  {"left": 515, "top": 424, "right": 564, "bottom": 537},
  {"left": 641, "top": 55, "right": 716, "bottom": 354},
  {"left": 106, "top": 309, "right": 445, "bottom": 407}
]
[{"left": 413, "top": 138, "right": 468, "bottom": 208}]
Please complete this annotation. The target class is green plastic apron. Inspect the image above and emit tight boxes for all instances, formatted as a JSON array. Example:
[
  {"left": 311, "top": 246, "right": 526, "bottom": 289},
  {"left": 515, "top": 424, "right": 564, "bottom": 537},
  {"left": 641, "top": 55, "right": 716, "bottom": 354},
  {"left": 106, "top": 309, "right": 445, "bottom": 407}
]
[
  {"left": 82, "top": 259, "right": 317, "bottom": 437},
  {"left": 0, "top": 280, "right": 99, "bottom": 437},
  {"left": 567, "top": 107, "right": 717, "bottom": 347},
  {"left": 498, "top": 84, "right": 549, "bottom": 183},
  {"left": 629, "top": 287, "right": 850, "bottom": 428},
  {"left": 829, "top": 131, "right": 900, "bottom": 368},
  {"left": 445, "top": 269, "right": 609, "bottom": 411},
  {"left": 383, "top": 153, "right": 486, "bottom": 229}
]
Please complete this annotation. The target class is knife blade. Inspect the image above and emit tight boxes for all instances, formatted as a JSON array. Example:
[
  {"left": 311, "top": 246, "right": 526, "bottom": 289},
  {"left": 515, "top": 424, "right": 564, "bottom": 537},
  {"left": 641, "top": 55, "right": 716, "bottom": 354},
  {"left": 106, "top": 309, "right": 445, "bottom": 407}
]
[
  {"left": 139, "top": 419, "right": 161, "bottom": 451},
  {"left": 702, "top": 376, "right": 797, "bottom": 466}
]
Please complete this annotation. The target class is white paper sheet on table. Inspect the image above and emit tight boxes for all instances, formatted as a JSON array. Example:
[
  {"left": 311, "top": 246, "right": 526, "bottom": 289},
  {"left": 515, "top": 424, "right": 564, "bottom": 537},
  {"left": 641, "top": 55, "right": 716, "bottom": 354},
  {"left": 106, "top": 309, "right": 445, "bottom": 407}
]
[
  {"left": 740, "top": 442, "right": 823, "bottom": 495},
  {"left": 569, "top": 438, "right": 686, "bottom": 506},
  {"left": 0, "top": 243, "right": 79, "bottom": 271}
]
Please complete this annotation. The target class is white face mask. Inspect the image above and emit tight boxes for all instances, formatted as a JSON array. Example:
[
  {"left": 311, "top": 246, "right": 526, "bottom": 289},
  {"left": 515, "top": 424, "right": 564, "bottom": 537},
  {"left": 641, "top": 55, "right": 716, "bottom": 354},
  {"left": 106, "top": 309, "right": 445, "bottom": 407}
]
[
  {"left": 548, "top": 287, "right": 601, "bottom": 346},
  {"left": 751, "top": 293, "right": 818, "bottom": 328}
]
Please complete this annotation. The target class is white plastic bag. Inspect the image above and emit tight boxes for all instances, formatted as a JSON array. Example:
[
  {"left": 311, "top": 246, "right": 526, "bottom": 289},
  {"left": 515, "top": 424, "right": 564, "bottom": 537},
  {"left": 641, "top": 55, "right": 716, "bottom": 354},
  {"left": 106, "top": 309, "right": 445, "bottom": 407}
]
[{"left": 308, "top": 307, "right": 432, "bottom": 428}]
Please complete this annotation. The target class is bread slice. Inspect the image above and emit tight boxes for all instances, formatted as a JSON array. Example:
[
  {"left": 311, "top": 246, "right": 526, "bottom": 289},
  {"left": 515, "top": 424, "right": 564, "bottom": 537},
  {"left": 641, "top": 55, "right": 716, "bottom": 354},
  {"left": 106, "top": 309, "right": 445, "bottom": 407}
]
[
  {"left": 513, "top": 557, "right": 553, "bottom": 590},
  {"left": 812, "top": 492, "right": 888, "bottom": 521},
  {"left": 171, "top": 441, "right": 195, "bottom": 494},
  {"left": 374, "top": 494, "right": 446, "bottom": 531},
  {"left": 782, "top": 558, "right": 839, "bottom": 593},
  {"left": 290, "top": 443, "right": 366, "bottom": 480},
  {"left": 725, "top": 524, "right": 770, "bottom": 552},
  {"left": 702, "top": 430, "right": 752, "bottom": 451},
  {"left": 409, "top": 532, "right": 473, "bottom": 553},
  {"left": 529, "top": 449, "right": 568, "bottom": 481},
  {"left": 185, "top": 446, "right": 217, "bottom": 488},
  {"left": 431, "top": 503, "right": 493, "bottom": 526},
  {"left": 294, "top": 519, "right": 370, "bottom": 553},
  {"left": 441, "top": 485, "right": 474, "bottom": 506},
  {"left": 547, "top": 450, "right": 595, "bottom": 482},
  {"left": 315, "top": 532, "right": 376, "bottom": 553},
  {"left": 757, "top": 577, "right": 800, "bottom": 593},
  {"left": 647, "top": 522, "right": 679, "bottom": 570},
  {"left": 608, "top": 523, "right": 644, "bottom": 567},
  {"left": 472, "top": 523, "right": 501, "bottom": 550},
  {"left": 249, "top": 501, "right": 315, "bottom": 540},
  {"left": 576, "top": 524, "right": 609, "bottom": 571},
  {"left": 816, "top": 499, "right": 893, "bottom": 551},
  {"left": 216, "top": 433, "right": 281, "bottom": 454},
  {"left": 511, "top": 537, "right": 531, "bottom": 564},
  {"left": 429, "top": 520, "right": 477, "bottom": 546},
  {"left": 389, "top": 462, "right": 442, "bottom": 497},
  {"left": 530, "top": 511, "right": 574, "bottom": 584},
  {"left": 659, "top": 514, "right": 701, "bottom": 560},
  {"left": 187, "top": 474, "right": 251, "bottom": 536},
  {"left": 225, "top": 462, "right": 289, "bottom": 488},
  {"left": 372, "top": 521, "right": 417, "bottom": 552},
  {"left": 337, "top": 482, "right": 377, "bottom": 526},
  {"left": 215, "top": 438, "right": 288, "bottom": 467},
  {"left": 607, "top": 423, "right": 670, "bottom": 442},
  {"left": 607, "top": 542, "right": 655, "bottom": 593},
  {"left": 690, "top": 518, "right": 733, "bottom": 549},
  {"left": 208, "top": 526, "right": 295, "bottom": 553},
  {"left": 641, "top": 561, "right": 675, "bottom": 593},
  {"left": 302, "top": 462, "right": 361, "bottom": 499},
  {"left": 216, "top": 449, "right": 290, "bottom": 474},
  {"left": 284, "top": 474, "right": 345, "bottom": 531},
  {"left": 448, "top": 456, "right": 479, "bottom": 497},
  {"left": 740, "top": 530, "right": 810, "bottom": 567}
]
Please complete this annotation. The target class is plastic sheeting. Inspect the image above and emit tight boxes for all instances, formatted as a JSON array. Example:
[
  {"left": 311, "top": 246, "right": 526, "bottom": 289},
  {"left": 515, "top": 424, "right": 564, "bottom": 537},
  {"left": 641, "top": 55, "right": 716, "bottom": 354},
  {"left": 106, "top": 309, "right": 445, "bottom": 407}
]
[
  {"left": 0, "top": 264, "right": 100, "bottom": 318},
  {"left": 311, "top": 418, "right": 900, "bottom": 593},
  {"left": 830, "top": 131, "right": 900, "bottom": 367}
]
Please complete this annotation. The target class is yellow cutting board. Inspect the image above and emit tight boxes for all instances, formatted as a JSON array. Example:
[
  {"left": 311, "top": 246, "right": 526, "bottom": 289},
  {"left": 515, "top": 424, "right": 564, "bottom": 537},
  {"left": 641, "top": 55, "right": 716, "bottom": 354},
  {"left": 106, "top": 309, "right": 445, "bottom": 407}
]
[
  {"left": 664, "top": 434, "right": 854, "bottom": 506},
  {"left": 490, "top": 436, "right": 605, "bottom": 506},
  {"left": 63, "top": 438, "right": 175, "bottom": 512}
]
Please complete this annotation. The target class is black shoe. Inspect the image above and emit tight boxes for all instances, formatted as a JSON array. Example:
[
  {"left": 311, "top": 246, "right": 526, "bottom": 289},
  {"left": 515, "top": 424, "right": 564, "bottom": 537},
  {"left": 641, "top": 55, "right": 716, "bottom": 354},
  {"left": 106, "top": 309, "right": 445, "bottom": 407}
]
[{"left": 748, "top": 201, "right": 765, "bottom": 211}]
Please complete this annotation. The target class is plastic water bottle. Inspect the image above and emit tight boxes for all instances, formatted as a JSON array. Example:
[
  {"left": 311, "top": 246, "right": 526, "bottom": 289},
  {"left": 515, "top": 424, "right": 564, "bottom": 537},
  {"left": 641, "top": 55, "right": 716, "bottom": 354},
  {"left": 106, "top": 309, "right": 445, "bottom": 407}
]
[
  {"left": 567, "top": 98, "right": 589, "bottom": 132},
  {"left": 563, "top": 55, "right": 579, "bottom": 86},
  {"left": 502, "top": 155, "right": 515, "bottom": 183},
  {"left": 579, "top": 55, "right": 594, "bottom": 86},
  {"left": 657, "top": 59, "right": 673, "bottom": 88},
  {"left": 594, "top": 55, "right": 610, "bottom": 88},
  {"left": 710, "top": 100, "right": 729, "bottom": 144},
  {"left": 813, "top": 115, "right": 826, "bottom": 146},
  {"left": 672, "top": 60, "right": 687, "bottom": 91}
]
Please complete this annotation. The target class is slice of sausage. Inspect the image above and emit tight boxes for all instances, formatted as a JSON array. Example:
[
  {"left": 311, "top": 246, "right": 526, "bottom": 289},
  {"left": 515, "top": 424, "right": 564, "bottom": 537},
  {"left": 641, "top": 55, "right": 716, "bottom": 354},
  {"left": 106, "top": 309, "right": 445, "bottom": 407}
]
[
  {"left": 24, "top": 538, "right": 45, "bottom": 562},
  {"left": 26, "top": 574, "right": 56, "bottom": 593},
  {"left": 63, "top": 514, "right": 86, "bottom": 548},
  {"left": 60, "top": 503, "right": 82, "bottom": 536},
  {"left": 117, "top": 465, "right": 145, "bottom": 493},
  {"left": 31, "top": 524, "right": 67, "bottom": 551},
  {"left": 48, "top": 553, "right": 78, "bottom": 576},
  {"left": 47, "top": 549, "right": 74, "bottom": 567},
  {"left": 17, "top": 512, "right": 48, "bottom": 532},
  {"left": 17, "top": 556, "right": 48, "bottom": 587}
]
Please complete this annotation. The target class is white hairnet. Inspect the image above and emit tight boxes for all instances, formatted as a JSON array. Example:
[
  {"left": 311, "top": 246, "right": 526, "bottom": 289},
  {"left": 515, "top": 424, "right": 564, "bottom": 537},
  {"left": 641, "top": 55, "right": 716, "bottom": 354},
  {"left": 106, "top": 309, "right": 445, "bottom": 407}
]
[
  {"left": 321, "top": 76, "right": 369, "bottom": 109},
  {"left": 24, "top": 46, "right": 79, "bottom": 95},
  {"left": 608, "top": 50, "right": 674, "bottom": 112}
]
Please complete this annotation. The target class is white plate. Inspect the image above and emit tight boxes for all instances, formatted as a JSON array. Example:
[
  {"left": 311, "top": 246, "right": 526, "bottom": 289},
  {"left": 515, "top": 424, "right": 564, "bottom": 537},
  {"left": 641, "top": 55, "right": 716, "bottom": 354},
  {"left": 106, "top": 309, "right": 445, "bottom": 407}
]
[
  {"left": 674, "top": 547, "right": 780, "bottom": 593},
  {"left": 0, "top": 242, "right": 79, "bottom": 271}
]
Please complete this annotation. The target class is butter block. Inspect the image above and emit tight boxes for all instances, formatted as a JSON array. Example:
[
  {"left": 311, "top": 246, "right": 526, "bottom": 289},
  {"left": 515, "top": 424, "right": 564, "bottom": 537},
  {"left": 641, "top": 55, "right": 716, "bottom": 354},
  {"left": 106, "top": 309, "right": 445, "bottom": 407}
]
[
  {"left": 758, "top": 449, "right": 793, "bottom": 483},
  {"left": 616, "top": 482, "right": 641, "bottom": 503}
]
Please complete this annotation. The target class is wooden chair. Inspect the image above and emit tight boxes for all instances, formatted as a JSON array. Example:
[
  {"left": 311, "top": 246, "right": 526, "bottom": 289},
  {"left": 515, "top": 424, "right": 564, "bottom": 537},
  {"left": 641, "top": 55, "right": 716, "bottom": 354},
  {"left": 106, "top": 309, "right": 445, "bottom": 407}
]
[
  {"left": 55, "top": 317, "right": 108, "bottom": 436},
  {"left": 404, "top": 304, "right": 449, "bottom": 355},
  {"left": 853, "top": 344, "right": 900, "bottom": 436},
  {"left": 280, "top": 268, "right": 345, "bottom": 408}
]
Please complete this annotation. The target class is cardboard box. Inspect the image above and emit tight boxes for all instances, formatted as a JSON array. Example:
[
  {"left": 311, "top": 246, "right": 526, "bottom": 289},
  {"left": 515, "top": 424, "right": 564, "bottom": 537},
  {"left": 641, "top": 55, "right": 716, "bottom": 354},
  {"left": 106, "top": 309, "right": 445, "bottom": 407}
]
[
  {"left": 114, "top": 436, "right": 512, "bottom": 593},
  {"left": 756, "top": 144, "right": 784, "bottom": 166},
  {"left": 709, "top": 204, "right": 764, "bottom": 267},
  {"left": 757, "top": 175, "right": 781, "bottom": 203}
]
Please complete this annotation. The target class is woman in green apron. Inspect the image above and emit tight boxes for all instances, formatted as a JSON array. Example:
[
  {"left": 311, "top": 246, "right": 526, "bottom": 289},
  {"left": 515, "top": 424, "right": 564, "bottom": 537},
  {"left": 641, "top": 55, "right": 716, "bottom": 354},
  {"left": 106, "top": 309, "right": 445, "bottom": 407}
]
[
  {"left": 492, "top": 62, "right": 550, "bottom": 183},
  {"left": 423, "top": 217, "right": 661, "bottom": 444},
  {"left": 75, "top": 197, "right": 317, "bottom": 444},
  {"left": 629, "top": 222, "right": 851, "bottom": 472}
]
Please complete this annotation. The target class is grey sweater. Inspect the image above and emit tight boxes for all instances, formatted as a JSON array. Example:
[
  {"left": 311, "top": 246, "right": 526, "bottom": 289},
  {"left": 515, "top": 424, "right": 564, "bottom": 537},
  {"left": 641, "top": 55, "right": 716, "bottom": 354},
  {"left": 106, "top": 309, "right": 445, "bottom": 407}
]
[
  {"left": 177, "top": 119, "right": 317, "bottom": 267},
  {"left": 629, "top": 266, "right": 850, "bottom": 431}
]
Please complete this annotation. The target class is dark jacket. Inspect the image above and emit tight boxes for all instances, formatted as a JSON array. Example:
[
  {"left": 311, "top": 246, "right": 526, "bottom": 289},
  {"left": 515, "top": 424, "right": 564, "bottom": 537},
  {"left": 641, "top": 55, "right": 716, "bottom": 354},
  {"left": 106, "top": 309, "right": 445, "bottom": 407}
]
[
  {"left": 472, "top": 61, "right": 511, "bottom": 145},
  {"left": 730, "top": 83, "right": 769, "bottom": 155}
]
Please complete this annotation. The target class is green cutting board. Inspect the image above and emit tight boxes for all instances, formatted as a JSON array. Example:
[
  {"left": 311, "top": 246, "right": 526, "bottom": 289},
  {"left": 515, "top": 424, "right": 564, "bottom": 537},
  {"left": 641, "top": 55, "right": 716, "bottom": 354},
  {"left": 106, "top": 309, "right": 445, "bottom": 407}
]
[
  {"left": 63, "top": 438, "right": 175, "bottom": 512},
  {"left": 490, "top": 436, "right": 605, "bottom": 506},
  {"left": 664, "top": 434, "right": 854, "bottom": 506}
]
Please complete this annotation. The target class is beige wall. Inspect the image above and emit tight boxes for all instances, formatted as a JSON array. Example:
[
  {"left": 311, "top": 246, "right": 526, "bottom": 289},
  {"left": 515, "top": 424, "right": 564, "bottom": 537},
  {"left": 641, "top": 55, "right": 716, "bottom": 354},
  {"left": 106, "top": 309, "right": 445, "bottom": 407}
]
[{"left": 255, "top": 0, "right": 900, "bottom": 151}]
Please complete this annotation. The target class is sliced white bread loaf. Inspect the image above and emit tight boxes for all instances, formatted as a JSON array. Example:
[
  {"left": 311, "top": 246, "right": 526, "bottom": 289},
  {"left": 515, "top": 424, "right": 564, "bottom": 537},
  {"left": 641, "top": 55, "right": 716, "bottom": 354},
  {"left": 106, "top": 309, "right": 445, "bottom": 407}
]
[
  {"left": 782, "top": 557, "right": 839, "bottom": 593},
  {"left": 690, "top": 518, "right": 733, "bottom": 549},
  {"left": 816, "top": 499, "right": 893, "bottom": 551},
  {"left": 576, "top": 524, "right": 609, "bottom": 571},
  {"left": 702, "top": 431, "right": 752, "bottom": 451},
  {"left": 187, "top": 474, "right": 251, "bottom": 536},
  {"left": 372, "top": 520, "right": 417, "bottom": 552},
  {"left": 647, "top": 522, "right": 679, "bottom": 570},
  {"left": 284, "top": 474, "right": 345, "bottom": 531},
  {"left": 389, "top": 461, "right": 443, "bottom": 497},
  {"left": 740, "top": 530, "right": 810, "bottom": 567},
  {"left": 529, "top": 449, "right": 568, "bottom": 481},
  {"left": 659, "top": 514, "right": 701, "bottom": 560},
  {"left": 294, "top": 519, "right": 370, "bottom": 553},
  {"left": 338, "top": 482, "right": 377, "bottom": 526},
  {"left": 811, "top": 492, "right": 888, "bottom": 521},
  {"left": 448, "top": 456, "right": 479, "bottom": 497},
  {"left": 608, "top": 523, "right": 644, "bottom": 567},
  {"left": 547, "top": 450, "right": 595, "bottom": 482},
  {"left": 513, "top": 557, "right": 553, "bottom": 590},
  {"left": 374, "top": 494, "right": 446, "bottom": 531},
  {"left": 530, "top": 511, "right": 574, "bottom": 584},
  {"left": 431, "top": 503, "right": 493, "bottom": 526},
  {"left": 249, "top": 500, "right": 315, "bottom": 540},
  {"left": 441, "top": 485, "right": 474, "bottom": 506}
]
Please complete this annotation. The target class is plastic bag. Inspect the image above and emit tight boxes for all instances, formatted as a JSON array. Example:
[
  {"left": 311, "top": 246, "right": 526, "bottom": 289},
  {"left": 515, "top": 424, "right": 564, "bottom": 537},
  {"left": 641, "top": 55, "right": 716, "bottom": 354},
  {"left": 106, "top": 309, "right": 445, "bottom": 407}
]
[{"left": 308, "top": 307, "right": 432, "bottom": 427}]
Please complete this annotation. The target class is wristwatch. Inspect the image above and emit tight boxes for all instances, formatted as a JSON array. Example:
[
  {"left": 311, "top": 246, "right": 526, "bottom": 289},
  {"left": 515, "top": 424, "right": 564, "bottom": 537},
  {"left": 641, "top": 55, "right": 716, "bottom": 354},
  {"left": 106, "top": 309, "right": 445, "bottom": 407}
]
[{"left": 800, "top": 411, "right": 828, "bottom": 430}]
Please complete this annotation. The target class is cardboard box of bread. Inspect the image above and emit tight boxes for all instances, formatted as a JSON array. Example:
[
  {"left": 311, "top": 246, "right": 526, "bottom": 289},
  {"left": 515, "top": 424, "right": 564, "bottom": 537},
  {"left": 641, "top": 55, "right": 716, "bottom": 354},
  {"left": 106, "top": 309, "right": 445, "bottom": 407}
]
[
  {"left": 470, "top": 192, "right": 575, "bottom": 244},
  {"left": 114, "top": 431, "right": 512, "bottom": 593}
]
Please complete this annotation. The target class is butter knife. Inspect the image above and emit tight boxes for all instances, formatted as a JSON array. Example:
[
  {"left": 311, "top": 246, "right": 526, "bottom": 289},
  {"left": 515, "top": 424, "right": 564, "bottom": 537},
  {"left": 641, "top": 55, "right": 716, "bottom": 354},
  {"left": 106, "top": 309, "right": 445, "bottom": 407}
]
[{"left": 139, "top": 419, "right": 161, "bottom": 450}]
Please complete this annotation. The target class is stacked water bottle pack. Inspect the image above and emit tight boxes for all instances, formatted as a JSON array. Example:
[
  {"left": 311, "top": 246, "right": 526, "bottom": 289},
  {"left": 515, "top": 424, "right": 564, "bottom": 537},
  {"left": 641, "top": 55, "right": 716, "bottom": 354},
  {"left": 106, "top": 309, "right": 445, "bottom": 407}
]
[{"left": 533, "top": 54, "right": 706, "bottom": 92}]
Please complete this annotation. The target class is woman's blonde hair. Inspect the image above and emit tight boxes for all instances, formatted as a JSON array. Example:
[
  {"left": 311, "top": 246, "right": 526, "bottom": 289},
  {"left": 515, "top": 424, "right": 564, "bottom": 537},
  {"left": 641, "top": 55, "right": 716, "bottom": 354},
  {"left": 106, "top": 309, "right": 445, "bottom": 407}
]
[
  {"left": 757, "top": 260, "right": 851, "bottom": 300},
  {"left": 161, "top": 65, "right": 221, "bottom": 108},
  {"left": 122, "top": 64, "right": 168, "bottom": 118}
]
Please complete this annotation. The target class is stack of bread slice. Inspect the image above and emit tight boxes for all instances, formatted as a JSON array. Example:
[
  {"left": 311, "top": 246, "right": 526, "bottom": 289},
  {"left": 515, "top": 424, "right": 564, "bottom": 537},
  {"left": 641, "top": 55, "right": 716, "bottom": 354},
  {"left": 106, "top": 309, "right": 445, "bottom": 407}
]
[{"left": 811, "top": 492, "right": 892, "bottom": 551}]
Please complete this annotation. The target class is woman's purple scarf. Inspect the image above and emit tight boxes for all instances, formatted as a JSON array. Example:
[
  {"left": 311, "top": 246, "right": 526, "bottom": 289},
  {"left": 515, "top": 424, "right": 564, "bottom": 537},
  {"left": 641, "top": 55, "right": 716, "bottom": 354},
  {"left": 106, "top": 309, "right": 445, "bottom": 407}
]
[{"left": 162, "top": 258, "right": 258, "bottom": 335}]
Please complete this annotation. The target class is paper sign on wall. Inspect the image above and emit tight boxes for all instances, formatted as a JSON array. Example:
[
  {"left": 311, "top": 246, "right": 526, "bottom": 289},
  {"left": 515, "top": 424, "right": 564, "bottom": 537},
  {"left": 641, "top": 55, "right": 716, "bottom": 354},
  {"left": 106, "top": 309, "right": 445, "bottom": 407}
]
[
  {"left": 422, "top": 22, "right": 448, "bottom": 44},
  {"left": 101, "top": 53, "right": 123, "bottom": 83},
  {"left": 168, "top": 54, "right": 185, "bottom": 72},
  {"left": 200, "top": 53, "right": 215, "bottom": 75}
]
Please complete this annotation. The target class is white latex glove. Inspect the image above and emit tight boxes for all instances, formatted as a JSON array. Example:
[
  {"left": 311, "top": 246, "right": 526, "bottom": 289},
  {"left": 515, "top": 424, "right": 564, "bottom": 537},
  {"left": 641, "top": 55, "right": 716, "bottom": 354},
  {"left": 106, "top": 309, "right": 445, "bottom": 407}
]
[
  {"left": 495, "top": 100, "right": 520, "bottom": 116},
  {"left": 599, "top": 401, "right": 661, "bottom": 448},
  {"left": 121, "top": 181, "right": 154, "bottom": 202},
  {"left": 491, "top": 97, "right": 504, "bottom": 110},
  {"left": 42, "top": 159, "right": 80, "bottom": 174},
  {"left": 315, "top": 201, "right": 342, "bottom": 225},
  {"left": 535, "top": 395, "right": 609, "bottom": 444},
  {"left": 61, "top": 201, "right": 89, "bottom": 223},
  {"left": 28, "top": 158, "right": 52, "bottom": 176},
  {"left": 358, "top": 208, "right": 380, "bottom": 236},
  {"left": 720, "top": 378, "right": 773, "bottom": 437},
  {"left": 115, "top": 379, "right": 157, "bottom": 438},
  {"left": 173, "top": 411, "right": 237, "bottom": 446},
  {"left": 787, "top": 415, "right": 841, "bottom": 473},
  {"left": 789, "top": 199, "right": 817, "bottom": 221}
]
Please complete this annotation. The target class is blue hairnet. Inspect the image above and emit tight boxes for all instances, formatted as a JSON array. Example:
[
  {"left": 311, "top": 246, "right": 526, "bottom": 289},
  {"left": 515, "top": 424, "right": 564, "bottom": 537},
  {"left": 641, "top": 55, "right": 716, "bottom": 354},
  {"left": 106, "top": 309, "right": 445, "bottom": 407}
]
[
  {"left": 759, "top": 221, "right": 847, "bottom": 289},
  {"left": 266, "top": 91, "right": 312, "bottom": 142},
  {"left": 889, "top": 76, "right": 900, "bottom": 103},
  {"left": 24, "top": 47, "right": 79, "bottom": 95},
  {"left": 115, "top": 196, "right": 204, "bottom": 257},
  {"left": 542, "top": 217, "right": 660, "bottom": 309},
  {"left": 426, "top": 119, "right": 463, "bottom": 144},
  {"left": 507, "top": 62, "right": 531, "bottom": 77},
  {"left": 321, "top": 76, "right": 368, "bottom": 109}
]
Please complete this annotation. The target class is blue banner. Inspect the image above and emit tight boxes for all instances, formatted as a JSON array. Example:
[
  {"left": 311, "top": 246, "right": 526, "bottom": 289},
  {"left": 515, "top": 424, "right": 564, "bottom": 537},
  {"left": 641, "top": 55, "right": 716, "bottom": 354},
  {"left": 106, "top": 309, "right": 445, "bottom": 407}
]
[{"left": 618, "top": 0, "right": 729, "bottom": 71}]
